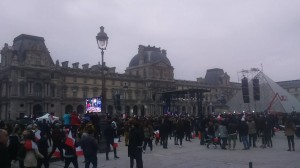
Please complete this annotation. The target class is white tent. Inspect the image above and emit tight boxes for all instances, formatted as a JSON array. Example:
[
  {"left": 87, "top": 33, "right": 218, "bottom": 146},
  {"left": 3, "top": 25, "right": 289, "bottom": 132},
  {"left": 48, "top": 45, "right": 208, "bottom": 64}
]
[
  {"left": 227, "top": 71, "right": 300, "bottom": 113},
  {"left": 36, "top": 113, "right": 59, "bottom": 123}
]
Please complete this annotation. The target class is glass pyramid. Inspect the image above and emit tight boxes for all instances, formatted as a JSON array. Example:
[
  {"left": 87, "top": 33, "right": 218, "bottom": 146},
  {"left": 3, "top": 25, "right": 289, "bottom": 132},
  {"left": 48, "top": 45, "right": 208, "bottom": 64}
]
[{"left": 227, "top": 71, "right": 300, "bottom": 113}]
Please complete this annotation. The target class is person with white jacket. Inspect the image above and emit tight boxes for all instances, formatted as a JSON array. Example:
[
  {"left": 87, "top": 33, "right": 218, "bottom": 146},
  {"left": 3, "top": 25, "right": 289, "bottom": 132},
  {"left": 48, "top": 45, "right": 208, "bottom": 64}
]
[{"left": 22, "top": 130, "right": 44, "bottom": 168}]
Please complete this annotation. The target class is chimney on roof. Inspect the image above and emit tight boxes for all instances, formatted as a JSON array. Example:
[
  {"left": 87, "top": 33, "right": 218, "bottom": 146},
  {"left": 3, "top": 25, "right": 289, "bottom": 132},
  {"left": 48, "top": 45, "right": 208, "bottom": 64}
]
[
  {"left": 82, "top": 63, "right": 89, "bottom": 70},
  {"left": 72, "top": 62, "right": 79, "bottom": 69},
  {"left": 61, "top": 61, "right": 69, "bottom": 68}
]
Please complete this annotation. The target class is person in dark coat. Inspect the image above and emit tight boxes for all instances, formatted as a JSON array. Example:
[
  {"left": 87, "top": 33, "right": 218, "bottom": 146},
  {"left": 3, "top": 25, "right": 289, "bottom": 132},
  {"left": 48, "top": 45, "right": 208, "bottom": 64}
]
[
  {"left": 104, "top": 121, "right": 119, "bottom": 160},
  {"left": 265, "top": 116, "right": 274, "bottom": 148},
  {"left": 227, "top": 117, "right": 238, "bottom": 150},
  {"left": 39, "top": 119, "right": 51, "bottom": 146},
  {"left": 176, "top": 118, "right": 185, "bottom": 147},
  {"left": 8, "top": 125, "right": 20, "bottom": 164},
  {"left": 184, "top": 118, "right": 191, "bottom": 141},
  {"left": 80, "top": 127, "right": 98, "bottom": 168},
  {"left": 37, "top": 132, "right": 49, "bottom": 168},
  {"left": 128, "top": 120, "right": 144, "bottom": 168},
  {"left": 0, "top": 129, "right": 10, "bottom": 168},
  {"left": 159, "top": 117, "right": 170, "bottom": 149},
  {"left": 239, "top": 118, "right": 249, "bottom": 150},
  {"left": 48, "top": 124, "right": 65, "bottom": 160},
  {"left": 63, "top": 138, "right": 79, "bottom": 168}
]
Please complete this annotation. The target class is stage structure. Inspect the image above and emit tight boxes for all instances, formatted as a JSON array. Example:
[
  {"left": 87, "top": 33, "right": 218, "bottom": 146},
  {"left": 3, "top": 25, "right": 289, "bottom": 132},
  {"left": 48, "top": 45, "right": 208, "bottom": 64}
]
[{"left": 161, "top": 88, "right": 210, "bottom": 117}]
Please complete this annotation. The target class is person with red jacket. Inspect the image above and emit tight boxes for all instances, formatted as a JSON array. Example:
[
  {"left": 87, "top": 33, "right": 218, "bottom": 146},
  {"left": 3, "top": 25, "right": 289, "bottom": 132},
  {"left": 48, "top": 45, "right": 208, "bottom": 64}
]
[{"left": 71, "top": 112, "right": 81, "bottom": 138}]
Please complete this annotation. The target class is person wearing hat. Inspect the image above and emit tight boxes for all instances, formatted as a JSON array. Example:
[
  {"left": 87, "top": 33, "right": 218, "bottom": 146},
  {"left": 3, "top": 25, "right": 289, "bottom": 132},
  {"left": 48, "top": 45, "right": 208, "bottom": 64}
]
[{"left": 104, "top": 120, "right": 119, "bottom": 160}]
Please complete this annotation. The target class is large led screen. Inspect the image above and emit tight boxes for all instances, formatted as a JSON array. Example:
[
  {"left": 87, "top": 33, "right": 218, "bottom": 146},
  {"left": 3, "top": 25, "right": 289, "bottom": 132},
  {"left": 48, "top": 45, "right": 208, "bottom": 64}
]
[{"left": 86, "top": 97, "right": 102, "bottom": 112}]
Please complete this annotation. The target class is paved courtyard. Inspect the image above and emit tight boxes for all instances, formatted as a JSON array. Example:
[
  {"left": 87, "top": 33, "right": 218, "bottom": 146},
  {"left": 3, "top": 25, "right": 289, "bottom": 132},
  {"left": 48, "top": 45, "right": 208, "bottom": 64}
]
[{"left": 50, "top": 131, "right": 300, "bottom": 168}]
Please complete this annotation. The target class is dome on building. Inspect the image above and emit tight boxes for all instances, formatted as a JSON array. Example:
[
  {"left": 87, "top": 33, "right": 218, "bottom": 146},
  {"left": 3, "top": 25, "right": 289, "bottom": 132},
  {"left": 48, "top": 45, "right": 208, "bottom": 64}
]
[{"left": 128, "top": 45, "right": 171, "bottom": 67}]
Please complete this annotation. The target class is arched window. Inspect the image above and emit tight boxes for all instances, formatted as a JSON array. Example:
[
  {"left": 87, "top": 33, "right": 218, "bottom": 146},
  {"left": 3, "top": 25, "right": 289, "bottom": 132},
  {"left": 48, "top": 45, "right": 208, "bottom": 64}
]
[
  {"left": 77, "top": 105, "right": 84, "bottom": 114},
  {"left": 65, "top": 104, "right": 73, "bottom": 113}
]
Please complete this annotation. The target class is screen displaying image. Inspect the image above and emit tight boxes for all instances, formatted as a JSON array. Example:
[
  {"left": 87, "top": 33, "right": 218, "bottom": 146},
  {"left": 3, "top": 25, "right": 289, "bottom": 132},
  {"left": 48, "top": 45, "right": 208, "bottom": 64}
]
[{"left": 86, "top": 97, "right": 102, "bottom": 112}]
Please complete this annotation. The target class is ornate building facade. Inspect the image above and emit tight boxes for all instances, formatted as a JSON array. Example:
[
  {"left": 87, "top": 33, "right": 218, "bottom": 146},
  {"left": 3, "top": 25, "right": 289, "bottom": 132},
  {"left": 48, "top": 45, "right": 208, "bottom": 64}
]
[{"left": 3, "top": 34, "right": 297, "bottom": 120}]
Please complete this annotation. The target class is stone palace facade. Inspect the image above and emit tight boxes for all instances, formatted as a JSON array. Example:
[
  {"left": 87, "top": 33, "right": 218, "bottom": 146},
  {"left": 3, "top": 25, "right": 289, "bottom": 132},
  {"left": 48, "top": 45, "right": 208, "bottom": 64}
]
[{"left": 0, "top": 34, "right": 299, "bottom": 120}]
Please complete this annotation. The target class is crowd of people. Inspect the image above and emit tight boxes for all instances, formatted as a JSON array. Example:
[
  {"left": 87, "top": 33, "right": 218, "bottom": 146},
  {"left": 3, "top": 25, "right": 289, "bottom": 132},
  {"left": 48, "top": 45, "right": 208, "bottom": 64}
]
[{"left": 0, "top": 111, "right": 299, "bottom": 168}]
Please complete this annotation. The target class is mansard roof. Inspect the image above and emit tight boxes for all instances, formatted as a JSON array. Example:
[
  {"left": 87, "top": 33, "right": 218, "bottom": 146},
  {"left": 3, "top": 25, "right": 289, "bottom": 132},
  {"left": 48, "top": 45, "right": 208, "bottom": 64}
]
[
  {"left": 13, "top": 34, "right": 45, "bottom": 43},
  {"left": 12, "top": 34, "right": 54, "bottom": 66}
]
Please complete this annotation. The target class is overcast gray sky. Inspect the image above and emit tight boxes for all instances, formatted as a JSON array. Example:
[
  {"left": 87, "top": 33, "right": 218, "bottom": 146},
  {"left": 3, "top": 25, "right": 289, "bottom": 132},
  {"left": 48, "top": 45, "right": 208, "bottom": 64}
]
[{"left": 1, "top": 0, "right": 300, "bottom": 82}]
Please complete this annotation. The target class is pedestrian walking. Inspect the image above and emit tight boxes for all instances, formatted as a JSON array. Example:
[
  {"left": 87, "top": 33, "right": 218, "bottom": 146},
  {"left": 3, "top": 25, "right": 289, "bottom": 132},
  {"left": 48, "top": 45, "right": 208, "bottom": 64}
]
[
  {"left": 176, "top": 118, "right": 185, "bottom": 147},
  {"left": 239, "top": 118, "right": 249, "bottom": 150},
  {"left": 0, "top": 129, "right": 10, "bottom": 168},
  {"left": 37, "top": 132, "right": 49, "bottom": 168},
  {"left": 247, "top": 118, "right": 257, "bottom": 148},
  {"left": 143, "top": 122, "right": 153, "bottom": 152},
  {"left": 128, "top": 120, "right": 144, "bottom": 168},
  {"left": 217, "top": 120, "right": 228, "bottom": 150},
  {"left": 80, "top": 126, "right": 98, "bottom": 168},
  {"left": 63, "top": 131, "right": 79, "bottom": 168},
  {"left": 285, "top": 118, "right": 296, "bottom": 151},
  {"left": 22, "top": 130, "right": 44, "bottom": 168},
  {"left": 227, "top": 117, "right": 238, "bottom": 150},
  {"left": 104, "top": 121, "right": 120, "bottom": 160},
  {"left": 48, "top": 123, "right": 65, "bottom": 160}
]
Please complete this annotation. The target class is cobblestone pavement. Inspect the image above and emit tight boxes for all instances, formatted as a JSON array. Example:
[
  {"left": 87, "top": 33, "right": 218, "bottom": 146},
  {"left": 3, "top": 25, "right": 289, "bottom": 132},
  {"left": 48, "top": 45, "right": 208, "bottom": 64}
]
[{"left": 50, "top": 131, "right": 300, "bottom": 168}]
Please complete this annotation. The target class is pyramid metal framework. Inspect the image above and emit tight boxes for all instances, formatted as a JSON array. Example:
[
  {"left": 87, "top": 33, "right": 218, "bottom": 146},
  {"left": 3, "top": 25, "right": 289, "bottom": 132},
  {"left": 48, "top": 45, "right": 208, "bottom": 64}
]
[{"left": 227, "top": 71, "right": 300, "bottom": 113}]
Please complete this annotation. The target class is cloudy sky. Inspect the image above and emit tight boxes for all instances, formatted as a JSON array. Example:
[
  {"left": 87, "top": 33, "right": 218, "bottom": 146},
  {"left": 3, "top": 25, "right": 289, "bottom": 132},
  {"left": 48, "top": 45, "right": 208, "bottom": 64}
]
[{"left": 0, "top": 0, "right": 300, "bottom": 82}]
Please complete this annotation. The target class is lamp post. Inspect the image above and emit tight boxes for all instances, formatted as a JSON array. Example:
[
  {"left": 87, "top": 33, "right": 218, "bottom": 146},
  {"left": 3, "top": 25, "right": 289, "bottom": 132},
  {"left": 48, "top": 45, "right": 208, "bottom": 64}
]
[
  {"left": 96, "top": 26, "right": 109, "bottom": 153},
  {"left": 123, "top": 83, "right": 128, "bottom": 117},
  {"left": 96, "top": 26, "right": 109, "bottom": 114},
  {"left": 209, "top": 102, "right": 212, "bottom": 114}
]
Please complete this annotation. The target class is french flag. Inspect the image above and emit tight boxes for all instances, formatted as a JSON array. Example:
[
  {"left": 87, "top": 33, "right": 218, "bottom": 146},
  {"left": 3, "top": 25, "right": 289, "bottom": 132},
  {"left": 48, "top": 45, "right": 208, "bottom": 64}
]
[
  {"left": 65, "top": 131, "right": 75, "bottom": 148},
  {"left": 54, "top": 131, "right": 83, "bottom": 157},
  {"left": 24, "top": 140, "right": 38, "bottom": 150},
  {"left": 53, "top": 147, "right": 84, "bottom": 157}
]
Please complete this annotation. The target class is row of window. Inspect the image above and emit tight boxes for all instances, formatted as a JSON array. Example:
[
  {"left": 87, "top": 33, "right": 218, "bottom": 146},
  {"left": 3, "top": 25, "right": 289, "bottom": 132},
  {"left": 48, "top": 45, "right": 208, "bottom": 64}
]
[
  {"left": 17, "top": 70, "right": 55, "bottom": 79},
  {"left": 63, "top": 76, "right": 133, "bottom": 87}
]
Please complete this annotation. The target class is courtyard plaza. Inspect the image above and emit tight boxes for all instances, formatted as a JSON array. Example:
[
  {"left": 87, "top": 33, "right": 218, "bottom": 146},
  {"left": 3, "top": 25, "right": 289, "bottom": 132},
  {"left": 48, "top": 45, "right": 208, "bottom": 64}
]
[{"left": 50, "top": 131, "right": 299, "bottom": 168}]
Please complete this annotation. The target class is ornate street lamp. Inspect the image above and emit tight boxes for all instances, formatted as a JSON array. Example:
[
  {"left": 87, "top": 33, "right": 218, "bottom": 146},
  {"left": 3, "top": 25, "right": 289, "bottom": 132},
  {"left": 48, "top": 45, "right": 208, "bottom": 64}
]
[
  {"left": 96, "top": 26, "right": 110, "bottom": 152},
  {"left": 96, "top": 26, "right": 109, "bottom": 114},
  {"left": 123, "top": 83, "right": 128, "bottom": 117}
]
